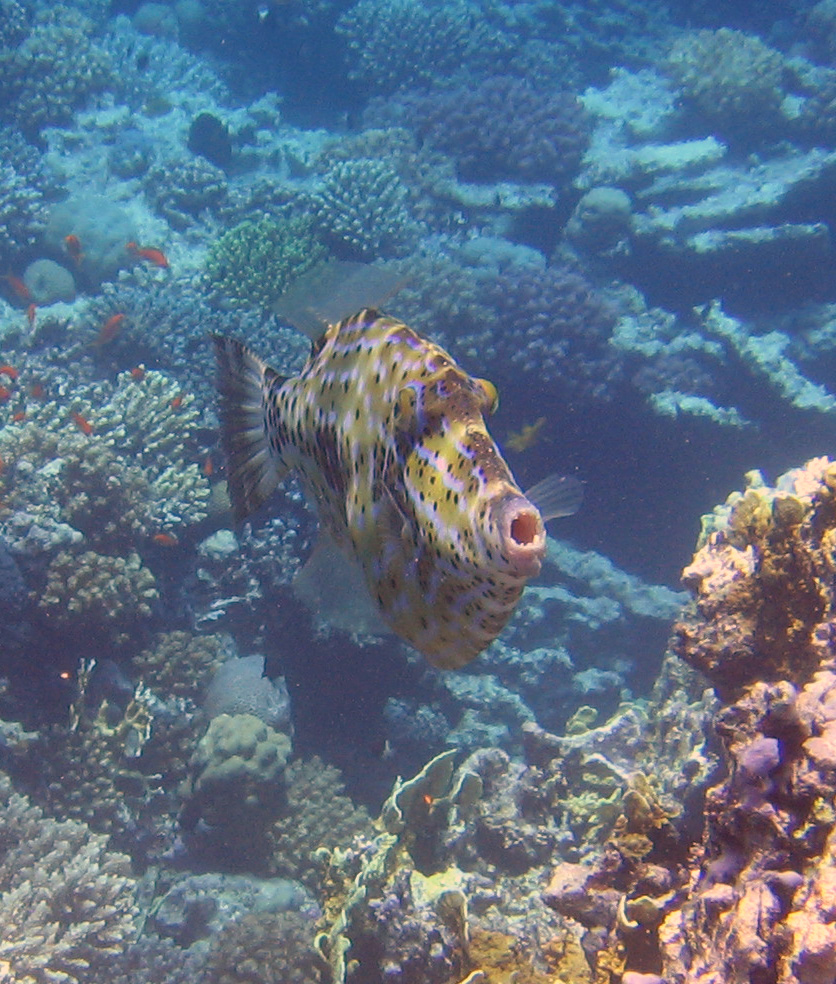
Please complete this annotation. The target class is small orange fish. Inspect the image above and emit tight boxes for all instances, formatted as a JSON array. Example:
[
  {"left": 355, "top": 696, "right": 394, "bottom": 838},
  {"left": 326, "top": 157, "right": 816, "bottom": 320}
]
[
  {"left": 126, "top": 242, "right": 169, "bottom": 269},
  {"left": 71, "top": 411, "right": 94, "bottom": 436},
  {"left": 2, "top": 273, "right": 30, "bottom": 304},
  {"left": 26, "top": 303, "right": 36, "bottom": 327},
  {"left": 11, "top": 411, "right": 25, "bottom": 423},
  {"left": 0, "top": 365, "right": 19, "bottom": 381},
  {"left": 30, "top": 382, "right": 46, "bottom": 399},
  {"left": 95, "top": 313, "right": 125, "bottom": 346},
  {"left": 0, "top": 454, "right": 4, "bottom": 474},
  {"left": 64, "top": 234, "right": 84, "bottom": 265},
  {"left": 153, "top": 532, "right": 179, "bottom": 547},
  {"left": 203, "top": 455, "right": 214, "bottom": 477},
  {"left": 170, "top": 394, "right": 183, "bottom": 409},
  {"left": 506, "top": 416, "right": 548, "bottom": 453},
  {"left": 129, "top": 367, "right": 146, "bottom": 381},
  {"left": 0, "top": 386, "right": 11, "bottom": 403}
]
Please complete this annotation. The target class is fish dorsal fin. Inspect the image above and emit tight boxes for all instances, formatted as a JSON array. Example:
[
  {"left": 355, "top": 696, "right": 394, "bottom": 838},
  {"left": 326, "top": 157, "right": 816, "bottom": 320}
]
[
  {"left": 212, "top": 335, "right": 289, "bottom": 524},
  {"left": 272, "top": 261, "right": 408, "bottom": 340},
  {"left": 525, "top": 473, "right": 584, "bottom": 521}
]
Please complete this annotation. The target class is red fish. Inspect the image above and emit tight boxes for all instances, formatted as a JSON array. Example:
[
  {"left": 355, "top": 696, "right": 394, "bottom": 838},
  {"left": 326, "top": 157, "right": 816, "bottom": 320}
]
[
  {"left": 11, "top": 411, "right": 25, "bottom": 423},
  {"left": 129, "top": 367, "right": 146, "bottom": 381},
  {"left": 170, "top": 394, "right": 183, "bottom": 409},
  {"left": 126, "top": 242, "right": 169, "bottom": 269},
  {"left": 0, "top": 365, "right": 19, "bottom": 381},
  {"left": 2, "top": 274, "right": 30, "bottom": 304},
  {"left": 153, "top": 532, "right": 179, "bottom": 547},
  {"left": 203, "top": 455, "right": 214, "bottom": 477},
  {"left": 64, "top": 234, "right": 84, "bottom": 266},
  {"left": 0, "top": 387, "right": 11, "bottom": 403},
  {"left": 30, "top": 382, "right": 46, "bottom": 399},
  {"left": 71, "top": 411, "right": 94, "bottom": 436},
  {"left": 26, "top": 303, "right": 36, "bottom": 327},
  {"left": 95, "top": 313, "right": 125, "bottom": 346}
]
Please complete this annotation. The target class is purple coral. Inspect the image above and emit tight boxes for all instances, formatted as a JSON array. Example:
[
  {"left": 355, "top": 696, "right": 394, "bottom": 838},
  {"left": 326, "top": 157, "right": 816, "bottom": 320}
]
[{"left": 367, "top": 76, "right": 590, "bottom": 185}]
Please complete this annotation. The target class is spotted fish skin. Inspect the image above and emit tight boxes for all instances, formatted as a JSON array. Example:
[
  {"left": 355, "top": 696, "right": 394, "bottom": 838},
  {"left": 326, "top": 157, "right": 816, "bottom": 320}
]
[{"left": 214, "top": 309, "right": 551, "bottom": 669}]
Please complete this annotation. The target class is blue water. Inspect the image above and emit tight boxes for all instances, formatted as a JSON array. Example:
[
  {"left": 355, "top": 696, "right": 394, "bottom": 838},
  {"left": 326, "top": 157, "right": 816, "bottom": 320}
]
[{"left": 0, "top": 0, "right": 832, "bottom": 980}]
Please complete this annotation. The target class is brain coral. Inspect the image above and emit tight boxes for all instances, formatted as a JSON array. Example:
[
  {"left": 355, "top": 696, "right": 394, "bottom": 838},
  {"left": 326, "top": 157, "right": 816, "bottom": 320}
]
[
  {"left": 0, "top": 7, "right": 114, "bottom": 137},
  {"left": 665, "top": 28, "right": 787, "bottom": 139},
  {"left": 673, "top": 457, "right": 836, "bottom": 701}
]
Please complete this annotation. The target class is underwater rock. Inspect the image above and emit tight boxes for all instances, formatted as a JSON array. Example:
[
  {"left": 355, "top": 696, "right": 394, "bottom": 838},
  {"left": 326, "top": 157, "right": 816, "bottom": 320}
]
[
  {"left": 45, "top": 193, "right": 136, "bottom": 285},
  {"left": 188, "top": 111, "right": 233, "bottom": 170}
]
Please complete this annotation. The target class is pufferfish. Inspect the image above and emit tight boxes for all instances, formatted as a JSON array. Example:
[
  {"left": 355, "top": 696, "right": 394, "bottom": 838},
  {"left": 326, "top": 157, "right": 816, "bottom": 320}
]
[{"left": 213, "top": 309, "right": 582, "bottom": 670}]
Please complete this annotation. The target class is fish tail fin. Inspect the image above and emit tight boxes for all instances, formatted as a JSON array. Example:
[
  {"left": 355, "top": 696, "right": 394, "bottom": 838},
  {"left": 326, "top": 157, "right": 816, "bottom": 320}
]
[
  {"left": 525, "top": 473, "right": 584, "bottom": 520},
  {"left": 212, "top": 335, "right": 288, "bottom": 523}
]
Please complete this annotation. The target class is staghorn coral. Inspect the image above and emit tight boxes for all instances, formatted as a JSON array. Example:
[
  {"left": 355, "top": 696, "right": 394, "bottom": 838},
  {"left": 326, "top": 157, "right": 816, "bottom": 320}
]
[
  {"left": 205, "top": 216, "right": 326, "bottom": 308},
  {"left": 370, "top": 77, "right": 590, "bottom": 186},
  {"left": 673, "top": 458, "right": 836, "bottom": 701},
  {"left": 0, "top": 772, "right": 137, "bottom": 983},
  {"left": 309, "top": 158, "right": 422, "bottom": 260},
  {"left": 665, "top": 28, "right": 787, "bottom": 141},
  {"left": 0, "top": 0, "right": 30, "bottom": 47},
  {"left": 39, "top": 550, "right": 158, "bottom": 635},
  {"left": 0, "top": 7, "right": 114, "bottom": 138}
]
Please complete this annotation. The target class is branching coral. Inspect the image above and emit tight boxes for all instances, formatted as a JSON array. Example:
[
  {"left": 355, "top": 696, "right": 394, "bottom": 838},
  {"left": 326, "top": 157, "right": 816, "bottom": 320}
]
[
  {"left": 0, "top": 369, "right": 210, "bottom": 552},
  {"left": 373, "top": 77, "right": 590, "bottom": 185},
  {"left": 309, "top": 158, "right": 422, "bottom": 260},
  {"left": 145, "top": 157, "right": 228, "bottom": 230},
  {"left": 0, "top": 6, "right": 114, "bottom": 137},
  {"left": 0, "top": 772, "right": 137, "bottom": 983},
  {"left": 205, "top": 216, "right": 326, "bottom": 308},
  {"left": 0, "top": 161, "right": 47, "bottom": 260},
  {"left": 665, "top": 28, "right": 787, "bottom": 140}
]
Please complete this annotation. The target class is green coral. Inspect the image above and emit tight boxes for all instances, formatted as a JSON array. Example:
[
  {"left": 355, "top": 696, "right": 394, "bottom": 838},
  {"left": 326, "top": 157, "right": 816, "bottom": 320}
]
[{"left": 205, "top": 216, "right": 326, "bottom": 308}]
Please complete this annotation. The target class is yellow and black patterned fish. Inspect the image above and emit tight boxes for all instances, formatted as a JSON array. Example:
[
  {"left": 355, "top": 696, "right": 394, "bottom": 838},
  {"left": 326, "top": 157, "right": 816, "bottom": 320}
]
[{"left": 213, "top": 309, "right": 582, "bottom": 670}]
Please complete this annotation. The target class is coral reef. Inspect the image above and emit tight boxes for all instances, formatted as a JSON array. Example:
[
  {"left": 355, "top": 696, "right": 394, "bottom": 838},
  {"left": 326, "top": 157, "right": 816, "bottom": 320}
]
[
  {"left": 674, "top": 458, "right": 836, "bottom": 700},
  {"left": 204, "top": 910, "right": 325, "bottom": 983},
  {"left": 0, "top": 160, "right": 47, "bottom": 261},
  {"left": 203, "top": 656, "right": 292, "bottom": 731},
  {"left": 0, "top": 772, "right": 137, "bottom": 983},
  {"left": 205, "top": 216, "right": 326, "bottom": 308}
]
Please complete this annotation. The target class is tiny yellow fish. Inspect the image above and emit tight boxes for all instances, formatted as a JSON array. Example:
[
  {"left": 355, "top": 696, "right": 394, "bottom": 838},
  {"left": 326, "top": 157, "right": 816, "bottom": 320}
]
[
  {"left": 213, "top": 310, "right": 582, "bottom": 669},
  {"left": 506, "top": 416, "right": 548, "bottom": 453}
]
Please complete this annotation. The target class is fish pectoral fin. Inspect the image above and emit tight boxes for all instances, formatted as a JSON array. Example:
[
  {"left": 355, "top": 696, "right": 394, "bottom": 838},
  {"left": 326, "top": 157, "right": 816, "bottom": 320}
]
[
  {"left": 212, "top": 335, "right": 288, "bottom": 524},
  {"left": 525, "top": 473, "right": 584, "bottom": 521},
  {"left": 293, "top": 532, "right": 391, "bottom": 638}
]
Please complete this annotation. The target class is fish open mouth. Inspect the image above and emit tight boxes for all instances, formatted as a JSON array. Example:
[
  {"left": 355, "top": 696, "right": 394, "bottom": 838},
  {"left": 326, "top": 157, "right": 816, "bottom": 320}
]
[{"left": 497, "top": 496, "right": 546, "bottom": 577}]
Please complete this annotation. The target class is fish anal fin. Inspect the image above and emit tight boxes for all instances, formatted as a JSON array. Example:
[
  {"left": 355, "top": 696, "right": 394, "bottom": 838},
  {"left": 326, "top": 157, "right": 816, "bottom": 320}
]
[
  {"left": 212, "top": 334, "right": 288, "bottom": 524},
  {"left": 525, "top": 473, "right": 584, "bottom": 521}
]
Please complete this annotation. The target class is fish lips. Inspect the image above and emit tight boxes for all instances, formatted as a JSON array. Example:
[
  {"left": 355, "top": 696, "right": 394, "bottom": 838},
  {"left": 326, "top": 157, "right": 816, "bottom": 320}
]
[{"left": 493, "top": 493, "right": 547, "bottom": 578}]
